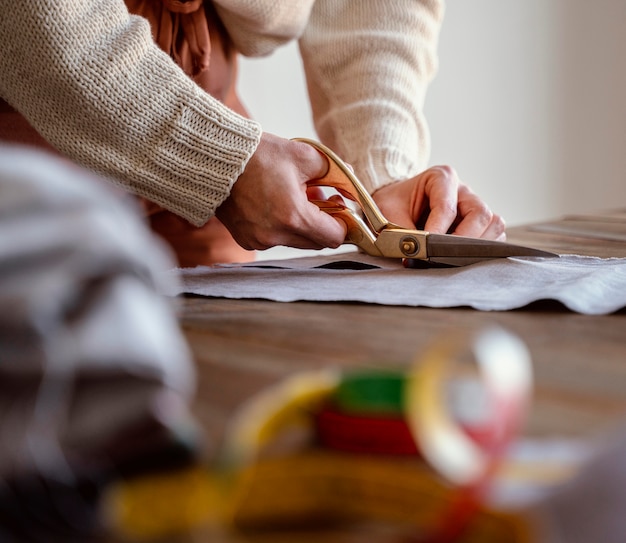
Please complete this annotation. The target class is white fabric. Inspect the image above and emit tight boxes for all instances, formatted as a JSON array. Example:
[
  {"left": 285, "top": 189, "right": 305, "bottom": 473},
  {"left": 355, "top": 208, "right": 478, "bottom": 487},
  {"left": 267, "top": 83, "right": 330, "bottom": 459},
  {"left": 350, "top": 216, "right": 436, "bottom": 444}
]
[{"left": 167, "top": 252, "right": 626, "bottom": 315}]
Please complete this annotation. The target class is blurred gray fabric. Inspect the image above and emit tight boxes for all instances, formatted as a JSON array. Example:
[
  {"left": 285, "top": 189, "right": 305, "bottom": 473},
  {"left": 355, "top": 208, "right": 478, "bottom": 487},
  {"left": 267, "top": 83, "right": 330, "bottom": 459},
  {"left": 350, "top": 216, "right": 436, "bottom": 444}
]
[
  {"left": 0, "top": 145, "right": 195, "bottom": 484},
  {"left": 528, "top": 429, "right": 626, "bottom": 543},
  {"left": 167, "top": 252, "right": 626, "bottom": 315}
]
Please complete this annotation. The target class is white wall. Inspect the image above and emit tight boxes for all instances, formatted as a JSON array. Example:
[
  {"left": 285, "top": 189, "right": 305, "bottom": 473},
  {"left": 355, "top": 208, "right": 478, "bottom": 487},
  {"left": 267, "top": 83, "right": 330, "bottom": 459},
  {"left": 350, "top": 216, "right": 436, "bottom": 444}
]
[{"left": 238, "top": 1, "right": 626, "bottom": 228}]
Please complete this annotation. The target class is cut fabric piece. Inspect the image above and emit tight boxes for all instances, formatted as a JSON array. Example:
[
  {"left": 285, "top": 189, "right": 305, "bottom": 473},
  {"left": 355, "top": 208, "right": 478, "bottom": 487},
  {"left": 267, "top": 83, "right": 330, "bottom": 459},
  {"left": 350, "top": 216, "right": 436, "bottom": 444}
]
[{"left": 165, "top": 252, "right": 626, "bottom": 315}]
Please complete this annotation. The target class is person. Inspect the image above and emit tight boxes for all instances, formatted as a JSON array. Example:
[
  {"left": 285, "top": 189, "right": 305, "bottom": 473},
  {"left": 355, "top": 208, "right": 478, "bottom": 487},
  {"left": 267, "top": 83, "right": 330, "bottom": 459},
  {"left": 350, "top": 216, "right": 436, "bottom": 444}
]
[{"left": 0, "top": 0, "right": 505, "bottom": 268}]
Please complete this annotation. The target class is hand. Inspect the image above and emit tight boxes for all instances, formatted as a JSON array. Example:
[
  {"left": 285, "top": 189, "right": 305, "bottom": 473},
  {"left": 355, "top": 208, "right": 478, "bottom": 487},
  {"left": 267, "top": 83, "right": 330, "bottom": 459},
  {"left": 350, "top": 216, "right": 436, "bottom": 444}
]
[
  {"left": 216, "top": 134, "right": 347, "bottom": 250},
  {"left": 372, "top": 165, "right": 506, "bottom": 240}
]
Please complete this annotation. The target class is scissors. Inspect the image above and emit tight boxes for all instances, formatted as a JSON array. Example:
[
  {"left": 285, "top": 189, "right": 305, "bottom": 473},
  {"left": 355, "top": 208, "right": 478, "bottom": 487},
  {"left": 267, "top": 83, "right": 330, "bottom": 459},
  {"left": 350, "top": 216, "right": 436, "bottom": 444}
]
[{"left": 296, "top": 138, "right": 558, "bottom": 267}]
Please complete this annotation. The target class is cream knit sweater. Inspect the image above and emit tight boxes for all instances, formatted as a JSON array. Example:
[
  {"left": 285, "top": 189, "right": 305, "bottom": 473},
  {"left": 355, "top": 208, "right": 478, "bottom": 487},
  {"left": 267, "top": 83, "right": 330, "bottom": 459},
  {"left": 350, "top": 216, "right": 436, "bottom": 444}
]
[{"left": 0, "top": 0, "right": 443, "bottom": 227}]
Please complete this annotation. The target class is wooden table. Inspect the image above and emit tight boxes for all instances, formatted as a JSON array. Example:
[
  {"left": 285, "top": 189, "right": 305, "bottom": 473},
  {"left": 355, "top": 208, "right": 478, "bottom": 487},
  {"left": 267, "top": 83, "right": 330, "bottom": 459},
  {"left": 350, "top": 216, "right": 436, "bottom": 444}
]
[{"left": 175, "top": 210, "right": 626, "bottom": 542}]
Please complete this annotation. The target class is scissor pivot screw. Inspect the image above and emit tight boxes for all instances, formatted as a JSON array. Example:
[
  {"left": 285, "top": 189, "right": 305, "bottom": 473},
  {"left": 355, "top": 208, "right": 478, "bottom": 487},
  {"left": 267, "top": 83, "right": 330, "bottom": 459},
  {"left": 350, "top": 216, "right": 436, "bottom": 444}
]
[{"left": 400, "top": 236, "right": 420, "bottom": 257}]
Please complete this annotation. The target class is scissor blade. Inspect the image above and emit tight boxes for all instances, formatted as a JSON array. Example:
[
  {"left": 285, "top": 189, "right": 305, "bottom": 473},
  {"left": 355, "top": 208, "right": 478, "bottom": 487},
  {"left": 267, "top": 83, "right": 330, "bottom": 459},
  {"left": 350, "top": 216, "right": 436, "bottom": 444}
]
[{"left": 423, "top": 234, "right": 559, "bottom": 267}]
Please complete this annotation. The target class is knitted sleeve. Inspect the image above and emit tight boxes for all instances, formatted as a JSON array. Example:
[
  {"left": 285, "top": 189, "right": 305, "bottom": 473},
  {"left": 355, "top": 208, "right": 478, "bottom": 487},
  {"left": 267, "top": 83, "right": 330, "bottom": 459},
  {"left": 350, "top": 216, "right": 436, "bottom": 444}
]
[
  {"left": 214, "top": 0, "right": 315, "bottom": 57},
  {"left": 0, "top": 0, "right": 261, "bottom": 227},
  {"left": 299, "top": 0, "right": 444, "bottom": 193}
]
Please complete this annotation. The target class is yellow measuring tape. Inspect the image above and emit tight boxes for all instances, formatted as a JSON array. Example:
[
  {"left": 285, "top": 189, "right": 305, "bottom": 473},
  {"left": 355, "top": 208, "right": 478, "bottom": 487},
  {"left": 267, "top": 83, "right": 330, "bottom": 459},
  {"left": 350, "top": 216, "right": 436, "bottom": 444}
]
[{"left": 102, "top": 326, "right": 576, "bottom": 542}]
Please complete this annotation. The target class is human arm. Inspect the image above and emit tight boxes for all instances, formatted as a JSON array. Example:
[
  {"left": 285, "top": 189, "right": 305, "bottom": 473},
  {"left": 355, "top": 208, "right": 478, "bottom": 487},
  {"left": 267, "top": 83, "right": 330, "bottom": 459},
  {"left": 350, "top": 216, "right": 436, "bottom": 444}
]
[
  {"left": 0, "top": 0, "right": 347, "bottom": 251},
  {"left": 299, "top": 0, "right": 504, "bottom": 240},
  {"left": 0, "top": 0, "right": 260, "bottom": 227},
  {"left": 299, "top": 0, "right": 442, "bottom": 193}
]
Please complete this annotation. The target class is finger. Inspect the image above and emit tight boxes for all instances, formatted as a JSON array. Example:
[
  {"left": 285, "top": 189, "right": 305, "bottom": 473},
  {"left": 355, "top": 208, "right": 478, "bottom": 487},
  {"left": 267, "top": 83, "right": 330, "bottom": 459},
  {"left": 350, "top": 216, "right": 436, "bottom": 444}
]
[
  {"left": 327, "top": 193, "right": 347, "bottom": 206},
  {"left": 306, "top": 186, "right": 326, "bottom": 201},
  {"left": 270, "top": 200, "right": 347, "bottom": 250},
  {"left": 266, "top": 219, "right": 347, "bottom": 251},
  {"left": 452, "top": 212, "right": 506, "bottom": 240},
  {"left": 481, "top": 214, "right": 507, "bottom": 241},
  {"left": 235, "top": 217, "right": 346, "bottom": 252},
  {"left": 421, "top": 166, "right": 460, "bottom": 234},
  {"left": 445, "top": 183, "right": 498, "bottom": 238},
  {"left": 304, "top": 203, "right": 348, "bottom": 248},
  {"left": 450, "top": 211, "right": 491, "bottom": 238}
]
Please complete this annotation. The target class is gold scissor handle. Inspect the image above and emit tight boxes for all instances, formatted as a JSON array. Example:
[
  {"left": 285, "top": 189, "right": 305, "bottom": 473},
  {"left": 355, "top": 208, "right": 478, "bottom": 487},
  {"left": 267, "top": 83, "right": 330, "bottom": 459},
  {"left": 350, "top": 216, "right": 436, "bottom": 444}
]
[
  {"left": 296, "top": 138, "right": 429, "bottom": 260},
  {"left": 311, "top": 200, "right": 384, "bottom": 257},
  {"left": 295, "top": 138, "right": 557, "bottom": 265},
  {"left": 294, "top": 138, "right": 390, "bottom": 235}
]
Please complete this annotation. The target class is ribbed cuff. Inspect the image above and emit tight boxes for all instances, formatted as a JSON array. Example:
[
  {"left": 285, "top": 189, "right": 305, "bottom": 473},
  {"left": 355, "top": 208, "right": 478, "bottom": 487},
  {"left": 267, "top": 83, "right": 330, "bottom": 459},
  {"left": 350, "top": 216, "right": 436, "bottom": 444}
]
[{"left": 127, "top": 91, "right": 262, "bottom": 227}]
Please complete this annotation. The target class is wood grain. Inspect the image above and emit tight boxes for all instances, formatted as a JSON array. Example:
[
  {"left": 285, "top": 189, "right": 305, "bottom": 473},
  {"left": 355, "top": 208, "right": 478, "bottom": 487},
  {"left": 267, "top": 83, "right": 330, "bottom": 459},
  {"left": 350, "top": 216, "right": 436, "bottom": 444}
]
[
  {"left": 157, "top": 211, "right": 626, "bottom": 542},
  {"left": 183, "top": 211, "right": 626, "bottom": 450}
]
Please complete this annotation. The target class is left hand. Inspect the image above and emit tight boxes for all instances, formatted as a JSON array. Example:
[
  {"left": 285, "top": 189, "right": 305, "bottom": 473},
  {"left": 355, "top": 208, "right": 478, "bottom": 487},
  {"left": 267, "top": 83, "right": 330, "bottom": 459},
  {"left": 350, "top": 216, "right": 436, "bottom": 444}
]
[{"left": 372, "top": 165, "right": 506, "bottom": 241}]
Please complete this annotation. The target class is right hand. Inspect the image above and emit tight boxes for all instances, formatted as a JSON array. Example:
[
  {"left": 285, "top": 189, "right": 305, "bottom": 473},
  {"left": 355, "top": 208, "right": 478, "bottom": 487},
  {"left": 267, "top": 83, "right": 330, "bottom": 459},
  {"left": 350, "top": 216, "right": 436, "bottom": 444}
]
[{"left": 216, "top": 133, "right": 347, "bottom": 251}]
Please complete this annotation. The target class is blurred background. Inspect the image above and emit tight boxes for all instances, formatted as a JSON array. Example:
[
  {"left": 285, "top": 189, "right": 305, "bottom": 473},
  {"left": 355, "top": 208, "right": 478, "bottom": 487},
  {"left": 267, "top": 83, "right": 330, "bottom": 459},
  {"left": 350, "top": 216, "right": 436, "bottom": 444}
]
[{"left": 237, "top": 1, "right": 625, "bottom": 247}]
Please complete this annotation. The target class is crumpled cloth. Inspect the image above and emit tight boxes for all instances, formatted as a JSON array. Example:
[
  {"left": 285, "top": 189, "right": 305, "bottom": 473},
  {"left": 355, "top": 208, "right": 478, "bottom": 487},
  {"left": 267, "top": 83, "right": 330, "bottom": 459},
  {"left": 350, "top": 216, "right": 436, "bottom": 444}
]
[
  {"left": 0, "top": 144, "right": 197, "bottom": 538},
  {"left": 166, "top": 251, "right": 626, "bottom": 315}
]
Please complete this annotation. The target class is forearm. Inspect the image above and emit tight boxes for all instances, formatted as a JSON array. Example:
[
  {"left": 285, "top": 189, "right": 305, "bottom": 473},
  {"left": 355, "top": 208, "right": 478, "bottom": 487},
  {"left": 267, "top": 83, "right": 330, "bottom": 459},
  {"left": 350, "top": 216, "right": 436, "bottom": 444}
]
[
  {"left": 299, "top": 0, "right": 444, "bottom": 193},
  {"left": 0, "top": 0, "right": 261, "bottom": 226}
]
